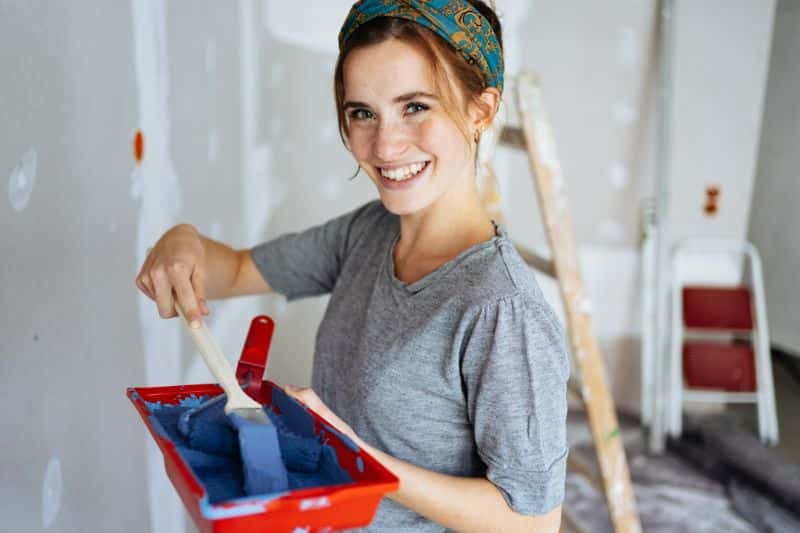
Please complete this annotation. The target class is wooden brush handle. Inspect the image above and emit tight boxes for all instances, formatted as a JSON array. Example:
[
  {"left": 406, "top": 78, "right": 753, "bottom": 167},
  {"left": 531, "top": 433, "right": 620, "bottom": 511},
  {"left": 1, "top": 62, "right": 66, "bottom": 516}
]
[{"left": 175, "top": 302, "right": 261, "bottom": 412}]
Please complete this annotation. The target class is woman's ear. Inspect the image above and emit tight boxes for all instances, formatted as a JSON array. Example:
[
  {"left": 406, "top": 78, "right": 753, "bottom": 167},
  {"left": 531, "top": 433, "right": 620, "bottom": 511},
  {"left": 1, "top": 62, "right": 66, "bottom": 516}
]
[{"left": 469, "top": 87, "right": 501, "bottom": 132}]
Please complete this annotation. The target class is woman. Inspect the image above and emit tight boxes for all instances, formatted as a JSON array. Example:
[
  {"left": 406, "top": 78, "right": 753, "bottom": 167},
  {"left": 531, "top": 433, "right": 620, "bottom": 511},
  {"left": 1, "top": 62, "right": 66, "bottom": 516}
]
[{"left": 136, "top": 1, "right": 568, "bottom": 531}]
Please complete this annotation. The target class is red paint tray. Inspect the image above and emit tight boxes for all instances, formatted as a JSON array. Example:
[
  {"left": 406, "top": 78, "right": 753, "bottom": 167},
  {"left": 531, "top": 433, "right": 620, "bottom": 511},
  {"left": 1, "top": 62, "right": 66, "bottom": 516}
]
[{"left": 127, "top": 315, "right": 398, "bottom": 533}]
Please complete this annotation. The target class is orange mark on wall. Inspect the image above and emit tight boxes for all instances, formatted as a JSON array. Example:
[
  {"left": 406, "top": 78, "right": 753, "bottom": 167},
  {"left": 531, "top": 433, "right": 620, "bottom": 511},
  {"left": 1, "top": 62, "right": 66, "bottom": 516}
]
[
  {"left": 704, "top": 185, "right": 720, "bottom": 216},
  {"left": 134, "top": 130, "right": 145, "bottom": 163}
]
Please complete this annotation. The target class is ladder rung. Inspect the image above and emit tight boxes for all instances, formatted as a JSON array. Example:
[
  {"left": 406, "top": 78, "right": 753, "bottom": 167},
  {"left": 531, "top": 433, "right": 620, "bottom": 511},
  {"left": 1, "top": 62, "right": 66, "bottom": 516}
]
[
  {"left": 499, "top": 126, "right": 526, "bottom": 149},
  {"left": 683, "top": 390, "right": 759, "bottom": 403},
  {"left": 684, "top": 329, "right": 753, "bottom": 338}
]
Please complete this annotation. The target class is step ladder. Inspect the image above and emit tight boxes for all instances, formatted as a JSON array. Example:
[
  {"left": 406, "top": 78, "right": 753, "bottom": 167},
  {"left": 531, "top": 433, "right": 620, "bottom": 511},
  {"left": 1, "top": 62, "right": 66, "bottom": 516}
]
[{"left": 667, "top": 238, "right": 779, "bottom": 444}]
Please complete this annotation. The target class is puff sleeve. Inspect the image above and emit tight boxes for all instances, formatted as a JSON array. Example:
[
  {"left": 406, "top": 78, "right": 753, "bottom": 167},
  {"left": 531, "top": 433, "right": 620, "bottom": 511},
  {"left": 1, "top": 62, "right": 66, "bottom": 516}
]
[
  {"left": 461, "top": 294, "right": 570, "bottom": 515},
  {"left": 250, "top": 201, "right": 379, "bottom": 301}
]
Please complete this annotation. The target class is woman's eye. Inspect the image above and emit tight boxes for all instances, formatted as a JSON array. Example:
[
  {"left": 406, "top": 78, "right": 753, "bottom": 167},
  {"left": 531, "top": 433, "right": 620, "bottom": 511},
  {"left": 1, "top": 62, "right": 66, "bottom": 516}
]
[
  {"left": 405, "top": 102, "right": 429, "bottom": 115},
  {"left": 349, "top": 108, "right": 374, "bottom": 121}
]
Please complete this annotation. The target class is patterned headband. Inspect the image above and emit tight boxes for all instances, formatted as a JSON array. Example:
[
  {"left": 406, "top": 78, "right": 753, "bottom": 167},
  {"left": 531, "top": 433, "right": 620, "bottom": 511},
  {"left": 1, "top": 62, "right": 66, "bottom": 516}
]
[{"left": 338, "top": 0, "right": 504, "bottom": 93}]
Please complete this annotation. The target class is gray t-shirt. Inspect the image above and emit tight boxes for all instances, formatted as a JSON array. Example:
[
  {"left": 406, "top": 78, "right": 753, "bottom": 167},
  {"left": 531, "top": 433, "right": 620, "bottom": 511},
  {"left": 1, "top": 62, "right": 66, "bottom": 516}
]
[{"left": 251, "top": 200, "right": 569, "bottom": 532}]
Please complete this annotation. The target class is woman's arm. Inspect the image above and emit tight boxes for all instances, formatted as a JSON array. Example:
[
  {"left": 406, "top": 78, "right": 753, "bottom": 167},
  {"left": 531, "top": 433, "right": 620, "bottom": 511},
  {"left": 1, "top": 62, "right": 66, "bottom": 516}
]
[
  {"left": 364, "top": 441, "right": 562, "bottom": 533},
  {"left": 284, "top": 386, "right": 562, "bottom": 533},
  {"left": 136, "top": 224, "right": 272, "bottom": 325},
  {"left": 202, "top": 237, "right": 273, "bottom": 299}
]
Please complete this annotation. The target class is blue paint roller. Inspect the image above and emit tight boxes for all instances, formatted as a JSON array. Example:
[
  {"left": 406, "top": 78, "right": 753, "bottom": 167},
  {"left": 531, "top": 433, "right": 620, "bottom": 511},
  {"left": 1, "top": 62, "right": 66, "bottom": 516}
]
[{"left": 175, "top": 304, "right": 288, "bottom": 495}]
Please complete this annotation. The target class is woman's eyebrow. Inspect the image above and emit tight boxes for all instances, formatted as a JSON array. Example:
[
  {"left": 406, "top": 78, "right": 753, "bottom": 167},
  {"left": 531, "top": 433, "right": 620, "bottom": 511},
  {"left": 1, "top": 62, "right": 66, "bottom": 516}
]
[
  {"left": 393, "top": 91, "right": 438, "bottom": 103},
  {"left": 343, "top": 100, "right": 370, "bottom": 110},
  {"left": 343, "top": 91, "right": 438, "bottom": 110}
]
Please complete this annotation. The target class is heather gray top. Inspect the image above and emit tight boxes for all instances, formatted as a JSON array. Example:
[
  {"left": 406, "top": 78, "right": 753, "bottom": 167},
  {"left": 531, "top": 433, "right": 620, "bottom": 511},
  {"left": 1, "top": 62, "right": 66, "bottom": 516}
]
[{"left": 251, "top": 200, "right": 569, "bottom": 532}]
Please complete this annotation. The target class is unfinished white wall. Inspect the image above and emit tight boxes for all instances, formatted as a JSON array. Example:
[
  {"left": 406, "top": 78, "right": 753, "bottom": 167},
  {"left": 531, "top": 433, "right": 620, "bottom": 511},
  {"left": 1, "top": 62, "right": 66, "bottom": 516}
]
[{"left": 0, "top": 1, "right": 779, "bottom": 532}]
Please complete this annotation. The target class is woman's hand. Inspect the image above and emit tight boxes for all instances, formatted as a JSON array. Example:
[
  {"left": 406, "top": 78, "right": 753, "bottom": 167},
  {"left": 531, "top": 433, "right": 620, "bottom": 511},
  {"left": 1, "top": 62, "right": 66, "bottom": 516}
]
[
  {"left": 135, "top": 224, "right": 209, "bottom": 326},
  {"left": 283, "top": 385, "right": 560, "bottom": 532},
  {"left": 283, "top": 385, "right": 362, "bottom": 446}
]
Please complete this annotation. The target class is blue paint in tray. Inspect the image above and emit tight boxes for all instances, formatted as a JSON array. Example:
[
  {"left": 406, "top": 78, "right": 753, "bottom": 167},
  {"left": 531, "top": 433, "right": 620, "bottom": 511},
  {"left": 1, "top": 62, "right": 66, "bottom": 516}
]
[{"left": 144, "top": 388, "right": 352, "bottom": 504}]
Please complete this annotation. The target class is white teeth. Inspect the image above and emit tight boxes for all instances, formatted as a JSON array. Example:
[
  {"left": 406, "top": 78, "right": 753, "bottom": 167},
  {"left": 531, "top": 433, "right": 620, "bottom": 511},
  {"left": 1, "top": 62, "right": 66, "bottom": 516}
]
[{"left": 380, "top": 162, "right": 427, "bottom": 181}]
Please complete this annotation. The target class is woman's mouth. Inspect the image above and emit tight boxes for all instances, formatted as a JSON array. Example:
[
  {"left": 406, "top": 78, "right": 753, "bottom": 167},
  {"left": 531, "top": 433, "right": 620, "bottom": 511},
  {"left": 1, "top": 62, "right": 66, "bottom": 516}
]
[{"left": 377, "top": 161, "right": 431, "bottom": 190}]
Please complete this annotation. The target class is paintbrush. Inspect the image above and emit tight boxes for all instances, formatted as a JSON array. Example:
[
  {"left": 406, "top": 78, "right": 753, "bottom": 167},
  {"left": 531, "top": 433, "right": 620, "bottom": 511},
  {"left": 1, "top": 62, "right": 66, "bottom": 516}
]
[{"left": 175, "top": 302, "right": 289, "bottom": 495}]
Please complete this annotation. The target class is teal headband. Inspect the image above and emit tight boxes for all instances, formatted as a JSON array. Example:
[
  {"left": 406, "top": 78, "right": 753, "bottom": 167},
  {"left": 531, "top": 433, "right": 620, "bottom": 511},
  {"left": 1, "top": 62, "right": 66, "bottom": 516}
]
[{"left": 338, "top": 0, "right": 504, "bottom": 93}]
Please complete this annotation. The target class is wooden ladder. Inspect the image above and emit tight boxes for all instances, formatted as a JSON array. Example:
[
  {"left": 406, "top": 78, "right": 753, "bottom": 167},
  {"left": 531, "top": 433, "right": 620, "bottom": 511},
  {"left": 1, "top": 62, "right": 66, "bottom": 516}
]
[{"left": 478, "top": 72, "right": 642, "bottom": 533}]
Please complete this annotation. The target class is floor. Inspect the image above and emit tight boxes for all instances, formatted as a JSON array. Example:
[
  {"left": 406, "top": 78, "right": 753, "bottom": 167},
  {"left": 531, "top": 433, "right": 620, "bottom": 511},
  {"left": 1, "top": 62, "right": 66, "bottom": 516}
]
[
  {"left": 563, "top": 351, "right": 800, "bottom": 532},
  {"left": 729, "top": 349, "right": 800, "bottom": 463}
]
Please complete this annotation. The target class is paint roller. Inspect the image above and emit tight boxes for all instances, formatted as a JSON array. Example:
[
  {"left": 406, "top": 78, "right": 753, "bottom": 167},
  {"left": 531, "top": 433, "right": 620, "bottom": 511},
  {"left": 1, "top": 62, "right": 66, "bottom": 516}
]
[{"left": 175, "top": 303, "right": 289, "bottom": 495}]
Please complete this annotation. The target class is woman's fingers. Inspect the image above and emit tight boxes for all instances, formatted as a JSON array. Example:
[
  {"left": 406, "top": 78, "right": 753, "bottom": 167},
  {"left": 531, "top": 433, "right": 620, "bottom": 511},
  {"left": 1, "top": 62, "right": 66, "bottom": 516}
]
[
  {"left": 190, "top": 268, "right": 209, "bottom": 316},
  {"left": 135, "top": 274, "right": 155, "bottom": 301},
  {"left": 135, "top": 248, "right": 157, "bottom": 300},
  {"left": 173, "top": 275, "right": 203, "bottom": 327},
  {"left": 151, "top": 267, "right": 177, "bottom": 318},
  {"left": 134, "top": 228, "right": 207, "bottom": 321}
]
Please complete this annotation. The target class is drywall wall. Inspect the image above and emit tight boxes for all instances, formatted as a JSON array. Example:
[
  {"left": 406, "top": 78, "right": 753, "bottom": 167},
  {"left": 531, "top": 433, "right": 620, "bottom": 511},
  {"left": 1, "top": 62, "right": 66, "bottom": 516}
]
[
  {"left": 0, "top": 1, "right": 777, "bottom": 531},
  {"left": 748, "top": 0, "right": 800, "bottom": 354}
]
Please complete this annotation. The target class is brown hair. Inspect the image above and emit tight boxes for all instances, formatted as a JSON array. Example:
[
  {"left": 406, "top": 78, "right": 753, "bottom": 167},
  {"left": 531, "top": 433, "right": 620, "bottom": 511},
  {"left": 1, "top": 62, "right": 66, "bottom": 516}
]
[{"left": 333, "top": 1, "right": 503, "bottom": 149}]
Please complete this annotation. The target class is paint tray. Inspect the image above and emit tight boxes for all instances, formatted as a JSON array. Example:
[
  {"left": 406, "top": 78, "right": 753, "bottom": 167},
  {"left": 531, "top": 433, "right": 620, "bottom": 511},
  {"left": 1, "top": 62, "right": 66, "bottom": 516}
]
[{"left": 127, "top": 315, "right": 398, "bottom": 533}]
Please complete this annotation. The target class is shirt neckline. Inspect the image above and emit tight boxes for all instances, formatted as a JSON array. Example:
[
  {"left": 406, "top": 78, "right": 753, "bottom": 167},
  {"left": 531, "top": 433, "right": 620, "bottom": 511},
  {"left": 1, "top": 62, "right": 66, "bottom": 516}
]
[{"left": 385, "top": 221, "right": 505, "bottom": 295}]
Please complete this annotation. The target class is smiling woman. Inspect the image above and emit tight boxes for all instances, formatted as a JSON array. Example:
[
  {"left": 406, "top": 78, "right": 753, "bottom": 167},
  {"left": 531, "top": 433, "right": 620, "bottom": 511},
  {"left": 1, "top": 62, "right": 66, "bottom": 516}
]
[{"left": 135, "top": 1, "right": 568, "bottom": 532}]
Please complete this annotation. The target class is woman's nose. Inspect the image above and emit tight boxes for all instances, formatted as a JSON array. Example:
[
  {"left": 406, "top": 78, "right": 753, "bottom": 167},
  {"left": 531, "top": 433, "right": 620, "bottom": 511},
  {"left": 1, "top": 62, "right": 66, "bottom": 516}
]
[{"left": 373, "top": 121, "right": 409, "bottom": 162}]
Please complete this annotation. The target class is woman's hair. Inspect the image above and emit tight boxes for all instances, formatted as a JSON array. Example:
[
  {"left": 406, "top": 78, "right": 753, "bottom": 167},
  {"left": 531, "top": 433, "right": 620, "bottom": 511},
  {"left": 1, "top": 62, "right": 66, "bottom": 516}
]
[{"left": 333, "top": 0, "right": 503, "bottom": 148}]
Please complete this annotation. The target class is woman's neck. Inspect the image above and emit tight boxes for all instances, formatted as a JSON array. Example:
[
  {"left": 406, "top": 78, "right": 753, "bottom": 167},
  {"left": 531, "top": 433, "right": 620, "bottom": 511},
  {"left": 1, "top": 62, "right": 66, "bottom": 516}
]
[{"left": 393, "top": 180, "right": 496, "bottom": 283}]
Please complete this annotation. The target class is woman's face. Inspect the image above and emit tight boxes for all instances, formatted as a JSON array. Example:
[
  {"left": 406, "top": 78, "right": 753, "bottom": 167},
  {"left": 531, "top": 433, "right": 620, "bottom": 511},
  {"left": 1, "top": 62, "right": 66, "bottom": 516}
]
[{"left": 343, "top": 39, "right": 475, "bottom": 216}]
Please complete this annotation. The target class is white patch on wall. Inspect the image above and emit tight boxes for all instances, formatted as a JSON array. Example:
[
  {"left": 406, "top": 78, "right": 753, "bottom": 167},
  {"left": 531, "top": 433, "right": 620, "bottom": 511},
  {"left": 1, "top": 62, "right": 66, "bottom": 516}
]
[
  {"left": 130, "top": 165, "right": 143, "bottom": 200},
  {"left": 131, "top": 1, "right": 185, "bottom": 531},
  {"left": 608, "top": 162, "right": 629, "bottom": 190},
  {"left": 618, "top": 26, "right": 639, "bottom": 67},
  {"left": 41, "top": 455, "right": 63, "bottom": 528},
  {"left": 8, "top": 146, "right": 37, "bottom": 211},
  {"left": 208, "top": 130, "right": 219, "bottom": 162},
  {"left": 206, "top": 39, "right": 217, "bottom": 73},
  {"left": 262, "top": 0, "right": 351, "bottom": 55},
  {"left": 612, "top": 103, "right": 638, "bottom": 125}
]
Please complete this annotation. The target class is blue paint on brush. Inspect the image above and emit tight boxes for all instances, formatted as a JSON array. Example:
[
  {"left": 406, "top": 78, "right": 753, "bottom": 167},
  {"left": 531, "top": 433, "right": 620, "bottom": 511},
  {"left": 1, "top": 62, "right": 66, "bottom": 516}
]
[
  {"left": 179, "top": 395, "right": 322, "bottom": 471},
  {"left": 146, "top": 396, "right": 352, "bottom": 504},
  {"left": 228, "top": 412, "right": 288, "bottom": 495}
]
